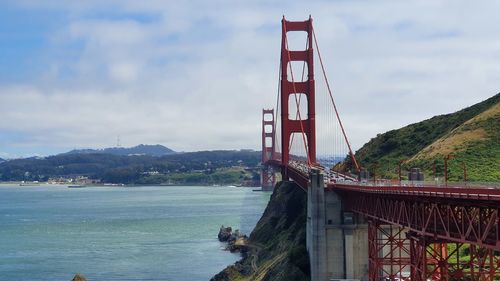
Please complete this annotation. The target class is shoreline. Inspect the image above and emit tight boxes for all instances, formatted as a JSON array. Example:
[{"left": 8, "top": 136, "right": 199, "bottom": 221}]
[{"left": 0, "top": 182, "right": 261, "bottom": 188}]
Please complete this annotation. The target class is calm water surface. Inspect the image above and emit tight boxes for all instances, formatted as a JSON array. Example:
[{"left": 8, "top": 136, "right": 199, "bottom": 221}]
[{"left": 0, "top": 184, "right": 270, "bottom": 281}]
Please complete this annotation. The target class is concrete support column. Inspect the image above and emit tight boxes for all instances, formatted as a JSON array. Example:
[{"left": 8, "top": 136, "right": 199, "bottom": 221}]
[
  {"left": 307, "top": 169, "right": 327, "bottom": 281},
  {"left": 344, "top": 229, "right": 355, "bottom": 279},
  {"left": 307, "top": 169, "right": 369, "bottom": 281}
]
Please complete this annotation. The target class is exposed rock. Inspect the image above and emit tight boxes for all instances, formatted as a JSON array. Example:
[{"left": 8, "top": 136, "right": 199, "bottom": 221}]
[
  {"left": 227, "top": 237, "right": 249, "bottom": 253},
  {"left": 71, "top": 273, "right": 87, "bottom": 281},
  {"left": 218, "top": 225, "right": 249, "bottom": 253},
  {"left": 218, "top": 225, "right": 232, "bottom": 242}
]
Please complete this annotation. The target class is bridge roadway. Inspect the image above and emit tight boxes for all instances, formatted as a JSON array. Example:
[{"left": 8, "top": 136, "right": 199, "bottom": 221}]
[
  {"left": 267, "top": 159, "right": 500, "bottom": 280},
  {"left": 268, "top": 159, "right": 500, "bottom": 251}
]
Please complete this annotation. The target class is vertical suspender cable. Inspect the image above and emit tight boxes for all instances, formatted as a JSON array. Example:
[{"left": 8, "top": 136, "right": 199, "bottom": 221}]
[{"left": 312, "top": 26, "right": 360, "bottom": 173}]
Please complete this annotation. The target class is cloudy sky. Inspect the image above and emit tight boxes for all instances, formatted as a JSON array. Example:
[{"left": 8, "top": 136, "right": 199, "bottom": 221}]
[{"left": 0, "top": 0, "right": 499, "bottom": 158}]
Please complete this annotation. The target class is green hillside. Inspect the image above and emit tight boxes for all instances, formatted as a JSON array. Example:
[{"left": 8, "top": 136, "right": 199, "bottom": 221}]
[{"left": 352, "top": 93, "right": 499, "bottom": 182}]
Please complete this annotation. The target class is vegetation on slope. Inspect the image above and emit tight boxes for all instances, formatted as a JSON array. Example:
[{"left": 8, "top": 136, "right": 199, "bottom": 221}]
[
  {"left": 350, "top": 93, "right": 499, "bottom": 181},
  {"left": 212, "top": 181, "right": 310, "bottom": 281},
  {"left": 408, "top": 102, "right": 499, "bottom": 181}
]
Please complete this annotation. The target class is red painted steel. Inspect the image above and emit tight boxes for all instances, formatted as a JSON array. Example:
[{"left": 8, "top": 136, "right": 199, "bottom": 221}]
[
  {"left": 409, "top": 234, "right": 500, "bottom": 280},
  {"left": 261, "top": 109, "right": 276, "bottom": 188},
  {"left": 334, "top": 185, "right": 500, "bottom": 251},
  {"left": 368, "top": 221, "right": 500, "bottom": 280},
  {"left": 280, "top": 17, "right": 316, "bottom": 173},
  {"left": 266, "top": 159, "right": 308, "bottom": 190},
  {"left": 284, "top": 164, "right": 309, "bottom": 191},
  {"left": 328, "top": 184, "right": 500, "bottom": 202},
  {"left": 261, "top": 166, "right": 276, "bottom": 189},
  {"left": 368, "top": 221, "right": 412, "bottom": 281}
]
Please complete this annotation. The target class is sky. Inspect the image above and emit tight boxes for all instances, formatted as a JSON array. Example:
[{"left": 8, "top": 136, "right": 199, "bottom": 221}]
[{"left": 0, "top": 0, "right": 499, "bottom": 158}]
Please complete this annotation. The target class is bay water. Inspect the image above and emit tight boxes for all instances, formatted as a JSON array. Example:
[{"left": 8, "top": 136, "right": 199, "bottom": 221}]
[{"left": 0, "top": 184, "right": 270, "bottom": 281}]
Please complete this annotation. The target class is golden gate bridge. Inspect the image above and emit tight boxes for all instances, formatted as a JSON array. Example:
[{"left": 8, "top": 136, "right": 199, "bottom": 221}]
[{"left": 261, "top": 16, "right": 499, "bottom": 281}]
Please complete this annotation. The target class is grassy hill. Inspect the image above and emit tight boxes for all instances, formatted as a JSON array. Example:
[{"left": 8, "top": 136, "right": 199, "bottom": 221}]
[{"left": 352, "top": 93, "right": 499, "bottom": 182}]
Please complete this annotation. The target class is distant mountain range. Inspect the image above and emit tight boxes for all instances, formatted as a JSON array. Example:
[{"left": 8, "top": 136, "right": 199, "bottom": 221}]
[
  {"left": 0, "top": 157, "right": 4, "bottom": 163},
  {"left": 64, "top": 144, "right": 175, "bottom": 157}
]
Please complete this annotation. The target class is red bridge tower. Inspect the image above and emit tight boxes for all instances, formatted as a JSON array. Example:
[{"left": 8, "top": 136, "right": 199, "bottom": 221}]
[
  {"left": 280, "top": 17, "right": 316, "bottom": 178},
  {"left": 261, "top": 109, "right": 276, "bottom": 189}
]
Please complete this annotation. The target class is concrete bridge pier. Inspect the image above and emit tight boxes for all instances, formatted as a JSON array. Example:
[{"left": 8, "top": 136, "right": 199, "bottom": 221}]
[
  {"left": 307, "top": 169, "right": 369, "bottom": 281},
  {"left": 307, "top": 169, "right": 328, "bottom": 281}
]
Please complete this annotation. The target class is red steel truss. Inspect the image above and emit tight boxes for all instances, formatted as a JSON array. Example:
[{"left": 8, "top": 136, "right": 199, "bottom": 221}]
[
  {"left": 409, "top": 235, "right": 500, "bottom": 280},
  {"left": 334, "top": 184, "right": 500, "bottom": 250},
  {"left": 336, "top": 185, "right": 499, "bottom": 280},
  {"left": 261, "top": 109, "right": 276, "bottom": 189},
  {"left": 369, "top": 221, "right": 412, "bottom": 281},
  {"left": 368, "top": 221, "right": 500, "bottom": 281}
]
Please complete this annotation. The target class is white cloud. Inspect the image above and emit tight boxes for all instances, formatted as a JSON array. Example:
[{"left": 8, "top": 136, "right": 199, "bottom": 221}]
[{"left": 1, "top": 0, "right": 499, "bottom": 157}]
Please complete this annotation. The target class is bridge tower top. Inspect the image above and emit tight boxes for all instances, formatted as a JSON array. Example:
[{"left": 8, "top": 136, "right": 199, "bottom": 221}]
[{"left": 280, "top": 16, "right": 316, "bottom": 166}]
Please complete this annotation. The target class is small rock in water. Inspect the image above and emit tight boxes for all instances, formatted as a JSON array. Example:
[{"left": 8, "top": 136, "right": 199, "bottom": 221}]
[
  {"left": 71, "top": 273, "right": 87, "bottom": 281},
  {"left": 218, "top": 225, "right": 232, "bottom": 242},
  {"left": 217, "top": 225, "right": 248, "bottom": 253}
]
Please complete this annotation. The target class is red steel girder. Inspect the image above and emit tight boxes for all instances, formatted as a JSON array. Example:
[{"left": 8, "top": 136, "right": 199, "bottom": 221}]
[
  {"left": 329, "top": 184, "right": 500, "bottom": 203},
  {"left": 264, "top": 159, "right": 309, "bottom": 191},
  {"left": 410, "top": 234, "right": 500, "bottom": 281},
  {"left": 261, "top": 165, "right": 276, "bottom": 189},
  {"left": 335, "top": 188, "right": 500, "bottom": 251},
  {"left": 369, "top": 221, "right": 412, "bottom": 281}
]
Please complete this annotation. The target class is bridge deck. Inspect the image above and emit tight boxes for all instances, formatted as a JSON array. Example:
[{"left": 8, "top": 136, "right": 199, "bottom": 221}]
[{"left": 268, "top": 160, "right": 500, "bottom": 201}]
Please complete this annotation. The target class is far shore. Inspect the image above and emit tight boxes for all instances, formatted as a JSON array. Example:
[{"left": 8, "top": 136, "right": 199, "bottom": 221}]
[{"left": 0, "top": 182, "right": 259, "bottom": 188}]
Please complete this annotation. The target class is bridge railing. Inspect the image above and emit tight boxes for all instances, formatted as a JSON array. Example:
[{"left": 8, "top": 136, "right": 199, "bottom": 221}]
[
  {"left": 333, "top": 179, "right": 500, "bottom": 189},
  {"left": 331, "top": 183, "right": 500, "bottom": 202},
  {"left": 268, "top": 159, "right": 499, "bottom": 193}
]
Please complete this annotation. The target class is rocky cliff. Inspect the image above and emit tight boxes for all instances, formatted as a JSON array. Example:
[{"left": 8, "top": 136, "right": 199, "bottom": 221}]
[{"left": 211, "top": 181, "right": 310, "bottom": 281}]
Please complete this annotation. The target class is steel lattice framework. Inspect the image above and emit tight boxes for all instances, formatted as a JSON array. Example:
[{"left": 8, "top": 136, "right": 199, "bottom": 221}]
[
  {"left": 333, "top": 184, "right": 500, "bottom": 250},
  {"left": 368, "top": 222, "right": 412, "bottom": 280},
  {"left": 409, "top": 236, "right": 500, "bottom": 280},
  {"left": 334, "top": 184, "right": 500, "bottom": 280}
]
